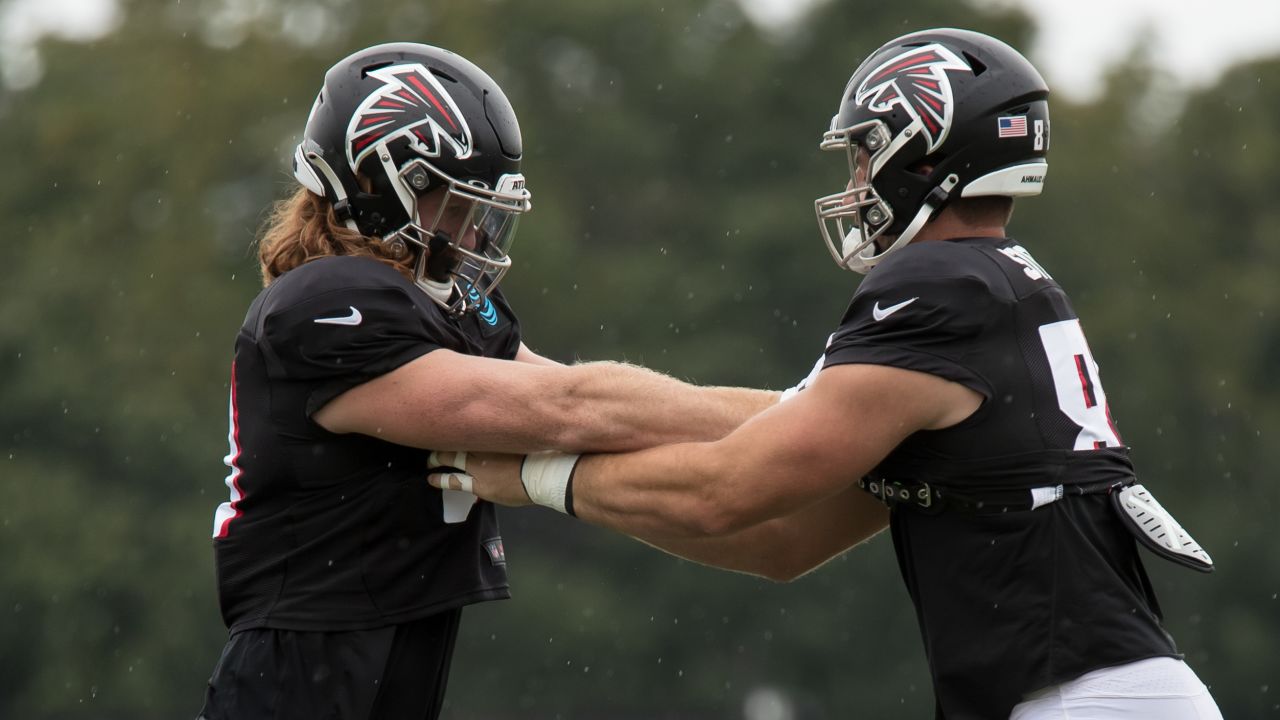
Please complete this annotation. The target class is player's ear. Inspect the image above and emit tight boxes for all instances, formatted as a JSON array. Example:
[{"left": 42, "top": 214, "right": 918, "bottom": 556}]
[{"left": 906, "top": 160, "right": 935, "bottom": 177}]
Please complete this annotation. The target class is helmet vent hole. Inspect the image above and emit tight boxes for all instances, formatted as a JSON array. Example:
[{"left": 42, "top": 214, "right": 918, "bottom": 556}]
[
  {"left": 360, "top": 60, "right": 395, "bottom": 77},
  {"left": 431, "top": 69, "right": 458, "bottom": 83},
  {"left": 962, "top": 52, "right": 988, "bottom": 76}
]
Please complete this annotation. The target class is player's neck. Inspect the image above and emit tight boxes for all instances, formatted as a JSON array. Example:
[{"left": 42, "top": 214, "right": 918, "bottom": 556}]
[{"left": 911, "top": 211, "right": 1006, "bottom": 245}]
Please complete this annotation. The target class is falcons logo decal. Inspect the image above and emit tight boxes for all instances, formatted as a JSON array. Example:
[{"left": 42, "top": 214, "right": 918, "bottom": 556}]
[
  {"left": 854, "top": 44, "right": 971, "bottom": 153},
  {"left": 346, "top": 63, "right": 473, "bottom": 173}
]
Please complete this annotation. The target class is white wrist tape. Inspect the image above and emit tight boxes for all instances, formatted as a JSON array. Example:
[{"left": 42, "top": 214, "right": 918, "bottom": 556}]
[{"left": 520, "top": 451, "right": 581, "bottom": 514}]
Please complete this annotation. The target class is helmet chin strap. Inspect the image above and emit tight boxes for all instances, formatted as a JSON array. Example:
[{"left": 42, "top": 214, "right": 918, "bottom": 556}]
[
  {"left": 846, "top": 173, "right": 960, "bottom": 273},
  {"left": 425, "top": 231, "right": 456, "bottom": 282},
  {"left": 412, "top": 236, "right": 461, "bottom": 308},
  {"left": 846, "top": 204, "right": 933, "bottom": 272}
]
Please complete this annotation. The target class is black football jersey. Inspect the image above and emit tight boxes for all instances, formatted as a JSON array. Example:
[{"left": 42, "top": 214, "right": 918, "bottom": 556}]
[
  {"left": 823, "top": 237, "right": 1177, "bottom": 719},
  {"left": 211, "top": 256, "right": 519, "bottom": 632}
]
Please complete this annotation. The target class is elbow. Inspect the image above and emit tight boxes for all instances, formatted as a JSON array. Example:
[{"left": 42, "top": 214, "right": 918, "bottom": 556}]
[
  {"left": 686, "top": 508, "right": 739, "bottom": 539},
  {"left": 679, "top": 450, "right": 767, "bottom": 538},
  {"left": 685, "top": 485, "right": 758, "bottom": 539}
]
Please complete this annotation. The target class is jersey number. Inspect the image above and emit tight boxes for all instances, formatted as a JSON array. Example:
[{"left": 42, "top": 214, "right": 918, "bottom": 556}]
[{"left": 1038, "top": 319, "right": 1123, "bottom": 449}]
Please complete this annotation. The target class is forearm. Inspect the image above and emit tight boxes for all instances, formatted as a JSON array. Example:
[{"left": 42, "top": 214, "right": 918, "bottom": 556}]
[
  {"left": 570, "top": 447, "right": 888, "bottom": 579},
  {"left": 570, "top": 444, "right": 740, "bottom": 538},
  {"left": 564, "top": 389, "right": 883, "bottom": 539},
  {"left": 552, "top": 361, "right": 778, "bottom": 453},
  {"left": 632, "top": 490, "right": 889, "bottom": 582},
  {"left": 323, "top": 350, "right": 777, "bottom": 455},
  {"left": 569, "top": 436, "right": 821, "bottom": 539}
]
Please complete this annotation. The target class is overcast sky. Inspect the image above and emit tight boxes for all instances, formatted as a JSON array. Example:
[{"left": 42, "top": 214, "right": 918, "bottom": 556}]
[
  {"left": 743, "top": 0, "right": 1280, "bottom": 99},
  {"left": 5, "top": 0, "right": 1280, "bottom": 99}
]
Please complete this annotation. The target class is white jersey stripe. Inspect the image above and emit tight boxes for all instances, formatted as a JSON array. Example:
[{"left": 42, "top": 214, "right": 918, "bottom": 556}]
[{"left": 213, "top": 363, "right": 244, "bottom": 538}]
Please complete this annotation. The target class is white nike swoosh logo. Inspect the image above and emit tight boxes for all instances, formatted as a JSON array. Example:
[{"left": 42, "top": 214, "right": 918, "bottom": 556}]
[
  {"left": 313, "top": 306, "right": 363, "bottom": 326},
  {"left": 872, "top": 297, "right": 918, "bottom": 321}
]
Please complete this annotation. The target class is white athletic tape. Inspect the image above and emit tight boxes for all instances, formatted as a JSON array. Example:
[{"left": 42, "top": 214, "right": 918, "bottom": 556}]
[
  {"left": 428, "top": 450, "right": 467, "bottom": 472},
  {"left": 520, "top": 451, "right": 580, "bottom": 514},
  {"left": 443, "top": 472, "right": 474, "bottom": 493}
]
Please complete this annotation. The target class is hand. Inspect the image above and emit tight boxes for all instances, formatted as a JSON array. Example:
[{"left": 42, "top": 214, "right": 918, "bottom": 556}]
[{"left": 428, "top": 451, "right": 532, "bottom": 507}]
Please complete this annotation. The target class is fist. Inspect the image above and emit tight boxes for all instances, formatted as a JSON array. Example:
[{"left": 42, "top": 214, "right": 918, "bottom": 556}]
[{"left": 428, "top": 451, "right": 532, "bottom": 507}]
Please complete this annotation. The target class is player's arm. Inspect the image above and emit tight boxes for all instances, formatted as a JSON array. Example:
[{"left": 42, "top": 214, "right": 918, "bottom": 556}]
[
  {"left": 314, "top": 349, "right": 779, "bottom": 454},
  {"left": 567, "top": 363, "right": 974, "bottom": 537},
  {"left": 514, "top": 342, "right": 561, "bottom": 366},
  {"left": 436, "top": 362, "right": 978, "bottom": 543},
  {"left": 630, "top": 483, "right": 889, "bottom": 582}
]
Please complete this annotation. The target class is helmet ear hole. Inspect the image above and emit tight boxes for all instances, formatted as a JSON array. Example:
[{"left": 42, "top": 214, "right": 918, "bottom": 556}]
[{"left": 906, "top": 157, "right": 940, "bottom": 178}]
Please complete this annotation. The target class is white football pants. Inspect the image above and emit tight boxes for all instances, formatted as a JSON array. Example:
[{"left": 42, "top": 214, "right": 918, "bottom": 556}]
[{"left": 1010, "top": 657, "right": 1222, "bottom": 720}]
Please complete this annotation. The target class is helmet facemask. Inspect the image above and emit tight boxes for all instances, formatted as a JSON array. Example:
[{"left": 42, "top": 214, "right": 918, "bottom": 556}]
[
  {"left": 381, "top": 157, "right": 530, "bottom": 317},
  {"left": 815, "top": 119, "right": 897, "bottom": 273},
  {"left": 815, "top": 116, "right": 959, "bottom": 274}
]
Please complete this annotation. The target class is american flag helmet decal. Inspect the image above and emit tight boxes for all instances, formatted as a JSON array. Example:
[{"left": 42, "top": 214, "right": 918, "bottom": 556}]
[{"left": 998, "top": 115, "right": 1029, "bottom": 138}]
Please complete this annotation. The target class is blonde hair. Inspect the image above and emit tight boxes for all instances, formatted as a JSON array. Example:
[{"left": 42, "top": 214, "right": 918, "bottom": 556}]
[{"left": 257, "top": 187, "right": 412, "bottom": 286}]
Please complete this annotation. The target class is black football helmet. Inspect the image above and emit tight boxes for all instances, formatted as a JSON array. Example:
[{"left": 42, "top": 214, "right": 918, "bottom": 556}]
[
  {"left": 816, "top": 28, "right": 1049, "bottom": 273},
  {"left": 292, "top": 42, "right": 531, "bottom": 314}
]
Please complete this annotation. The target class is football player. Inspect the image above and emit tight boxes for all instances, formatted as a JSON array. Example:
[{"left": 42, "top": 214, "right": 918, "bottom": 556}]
[
  {"left": 198, "top": 43, "right": 776, "bottom": 720},
  {"left": 432, "top": 29, "right": 1223, "bottom": 719}
]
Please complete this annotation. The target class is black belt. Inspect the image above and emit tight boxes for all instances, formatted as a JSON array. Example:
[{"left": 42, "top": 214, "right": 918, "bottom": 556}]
[{"left": 858, "top": 475, "right": 1132, "bottom": 514}]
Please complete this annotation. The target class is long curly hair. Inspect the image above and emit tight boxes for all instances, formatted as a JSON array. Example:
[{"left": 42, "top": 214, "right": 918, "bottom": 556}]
[{"left": 256, "top": 187, "right": 411, "bottom": 286}]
